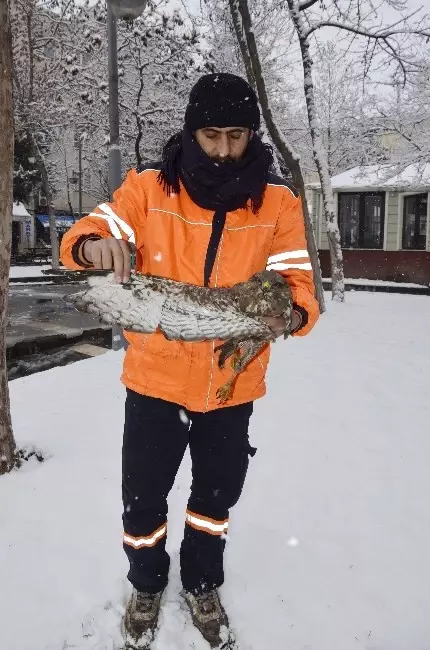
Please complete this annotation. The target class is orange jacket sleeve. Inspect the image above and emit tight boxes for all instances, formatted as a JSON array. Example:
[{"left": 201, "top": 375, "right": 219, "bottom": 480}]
[
  {"left": 267, "top": 190, "right": 320, "bottom": 336},
  {"left": 60, "top": 168, "right": 145, "bottom": 270}
]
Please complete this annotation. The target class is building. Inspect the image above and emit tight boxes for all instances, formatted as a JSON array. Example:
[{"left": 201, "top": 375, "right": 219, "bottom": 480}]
[
  {"left": 310, "top": 164, "right": 430, "bottom": 285},
  {"left": 12, "top": 202, "right": 36, "bottom": 254},
  {"left": 11, "top": 202, "right": 83, "bottom": 260},
  {"left": 35, "top": 213, "right": 82, "bottom": 246}
]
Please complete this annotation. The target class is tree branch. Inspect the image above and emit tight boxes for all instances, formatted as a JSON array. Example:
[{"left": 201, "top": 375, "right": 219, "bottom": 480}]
[
  {"left": 305, "top": 20, "right": 430, "bottom": 40},
  {"left": 298, "top": 0, "right": 319, "bottom": 10}
]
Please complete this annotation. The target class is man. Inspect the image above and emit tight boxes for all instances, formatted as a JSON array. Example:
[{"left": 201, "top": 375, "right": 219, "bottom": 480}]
[{"left": 60, "top": 73, "right": 319, "bottom": 648}]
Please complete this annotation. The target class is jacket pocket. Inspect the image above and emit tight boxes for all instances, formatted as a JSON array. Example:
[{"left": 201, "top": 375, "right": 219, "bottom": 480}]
[{"left": 137, "top": 332, "right": 189, "bottom": 389}]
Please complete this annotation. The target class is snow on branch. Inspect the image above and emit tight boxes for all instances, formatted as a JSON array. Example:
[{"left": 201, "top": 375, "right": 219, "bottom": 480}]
[
  {"left": 305, "top": 20, "right": 430, "bottom": 40},
  {"left": 291, "top": 0, "right": 430, "bottom": 85}
]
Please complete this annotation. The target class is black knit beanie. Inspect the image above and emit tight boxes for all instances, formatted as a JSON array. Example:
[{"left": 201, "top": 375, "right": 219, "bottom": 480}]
[{"left": 185, "top": 73, "right": 260, "bottom": 132}]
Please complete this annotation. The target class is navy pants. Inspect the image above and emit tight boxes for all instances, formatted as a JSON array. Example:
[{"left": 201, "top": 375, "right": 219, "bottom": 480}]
[{"left": 122, "top": 389, "right": 255, "bottom": 595}]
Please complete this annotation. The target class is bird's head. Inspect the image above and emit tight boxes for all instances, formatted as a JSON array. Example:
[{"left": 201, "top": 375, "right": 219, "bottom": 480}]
[{"left": 255, "top": 270, "right": 285, "bottom": 292}]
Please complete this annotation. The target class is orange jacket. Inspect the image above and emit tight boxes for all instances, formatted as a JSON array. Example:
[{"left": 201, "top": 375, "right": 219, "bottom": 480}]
[{"left": 60, "top": 165, "right": 319, "bottom": 411}]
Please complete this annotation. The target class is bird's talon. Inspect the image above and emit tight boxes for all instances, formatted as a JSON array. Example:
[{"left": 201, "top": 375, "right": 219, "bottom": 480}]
[{"left": 216, "top": 382, "right": 233, "bottom": 403}]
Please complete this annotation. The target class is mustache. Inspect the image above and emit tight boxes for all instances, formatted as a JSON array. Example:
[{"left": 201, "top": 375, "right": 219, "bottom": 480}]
[{"left": 211, "top": 155, "right": 236, "bottom": 164}]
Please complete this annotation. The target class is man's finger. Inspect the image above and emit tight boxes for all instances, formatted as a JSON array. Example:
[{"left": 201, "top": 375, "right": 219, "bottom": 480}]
[
  {"left": 118, "top": 239, "right": 131, "bottom": 282},
  {"left": 101, "top": 240, "right": 113, "bottom": 270},
  {"left": 262, "top": 316, "right": 286, "bottom": 337},
  {"left": 110, "top": 238, "right": 125, "bottom": 283}
]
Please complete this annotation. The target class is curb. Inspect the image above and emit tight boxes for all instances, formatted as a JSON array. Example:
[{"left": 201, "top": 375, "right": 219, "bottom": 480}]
[
  {"left": 6, "top": 326, "right": 112, "bottom": 356},
  {"left": 7, "top": 329, "right": 113, "bottom": 381},
  {"left": 9, "top": 276, "right": 86, "bottom": 285},
  {"left": 322, "top": 281, "right": 430, "bottom": 296},
  {"left": 10, "top": 269, "right": 108, "bottom": 284}
]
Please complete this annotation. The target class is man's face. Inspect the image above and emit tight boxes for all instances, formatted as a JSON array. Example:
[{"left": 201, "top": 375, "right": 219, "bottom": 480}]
[{"left": 195, "top": 127, "right": 251, "bottom": 162}]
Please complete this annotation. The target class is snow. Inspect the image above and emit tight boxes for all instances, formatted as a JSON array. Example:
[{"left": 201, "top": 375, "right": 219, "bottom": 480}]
[
  {"left": 323, "top": 277, "right": 429, "bottom": 289},
  {"left": 12, "top": 202, "right": 31, "bottom": 219},
  {"left": 312, "top": 163, "right": 430, "bottom": 190},
  {"left": 9, "top": 265, "right": 51, "bottom": 278},
  {"left": 1, "top": 291, "right": 430, "bottom": 650},
  {"left": 178, "top": 408, "right": 190, "bottom": 425}
]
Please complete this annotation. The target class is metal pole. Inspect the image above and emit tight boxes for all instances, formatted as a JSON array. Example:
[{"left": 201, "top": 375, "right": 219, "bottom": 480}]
[
  {"left": 78, "top": 135, "right": 82, "bottom": 220},
  {"left": 107, "top": 6, "right": 122, "bottom": 194},
  {"left": 107, "top": 4, "right": 126, "bottom": 351}
]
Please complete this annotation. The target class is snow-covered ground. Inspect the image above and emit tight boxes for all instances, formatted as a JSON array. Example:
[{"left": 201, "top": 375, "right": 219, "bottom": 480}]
[
  {"left": 9, "top": 265, "right": 51, "bottom": 278},
  {"left": 1, "top": 291, "right": 430, "bottom": 650}
]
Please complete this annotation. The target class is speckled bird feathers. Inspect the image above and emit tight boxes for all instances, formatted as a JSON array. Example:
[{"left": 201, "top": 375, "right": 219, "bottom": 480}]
[{"left": 69, "top": 271, "right": 278, "bottom": 342}]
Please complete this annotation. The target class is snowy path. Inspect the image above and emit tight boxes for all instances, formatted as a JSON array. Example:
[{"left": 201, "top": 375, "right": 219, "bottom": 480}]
[
  {"left": 9, "top": 265, "right": 52, "bottom": 278},
  {"left": 1, "top": 292, "right": 430, "bottom": 650}
]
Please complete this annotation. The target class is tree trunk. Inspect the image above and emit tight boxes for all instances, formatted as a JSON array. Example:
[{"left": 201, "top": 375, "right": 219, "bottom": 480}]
[
  {"left": 287, "top": 0, "right": 345, "bottom": 302},
  {"left": 0, "top": 0, "right": 17, "bottom": 475},
  {"left": 64, "top": 150, "right": 75, "bottom": 217},
  {"left": 229, "top": 0, "right": 255, "bottom": 87},
  {"left": 230, "top": 0, "right": 325, "bottom": 313}
]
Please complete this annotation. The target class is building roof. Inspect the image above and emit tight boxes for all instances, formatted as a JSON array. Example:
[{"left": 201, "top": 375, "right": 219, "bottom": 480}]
[
  {"left": 12, "top": 202, "right": 31, "bottom": 220},
  {"left": 311, "top": 163, "right": 430, "bottom": 191}
]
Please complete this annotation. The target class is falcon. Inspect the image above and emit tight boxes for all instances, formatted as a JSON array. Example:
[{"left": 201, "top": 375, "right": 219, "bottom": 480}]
[{"left": 69, "top": 270, "right": 294, "bottom": 402}]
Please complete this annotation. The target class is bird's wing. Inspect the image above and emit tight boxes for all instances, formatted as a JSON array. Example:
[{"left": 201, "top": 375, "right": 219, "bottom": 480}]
[
  {"left": 159, "top": 294, "right": 272, "bottom": 341},
  {"left": 69, "top": 274, "right": 273, "bottom": 340},
  {"left": 69, "top": 281, "right": 165, "bottom": 333}
]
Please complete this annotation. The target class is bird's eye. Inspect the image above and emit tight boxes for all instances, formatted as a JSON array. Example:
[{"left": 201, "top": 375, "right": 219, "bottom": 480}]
[{"left": 262, "top": 281, "right": 271, "bottom": 289}]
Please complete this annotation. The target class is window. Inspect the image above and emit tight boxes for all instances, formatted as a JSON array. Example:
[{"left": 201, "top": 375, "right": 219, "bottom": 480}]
[
  {"left": 402, "top": 193, "right": 427, "bottom": 250},
  {"left": 338, "top": 192, "right": 385, "bottom": 249}
]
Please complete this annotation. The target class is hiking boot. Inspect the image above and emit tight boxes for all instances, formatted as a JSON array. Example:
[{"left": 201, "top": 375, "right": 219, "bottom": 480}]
[
  {"left": 183, "top": 588, "right": 230, "bottom": 648},
  {"left": 124, "top": 588, "right": 163, "bottom": 648}
]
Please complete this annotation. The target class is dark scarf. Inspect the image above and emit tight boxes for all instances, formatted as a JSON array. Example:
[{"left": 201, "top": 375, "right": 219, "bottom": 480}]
[{"left": 158, "top": 128, "right": 273, "bottom": 214}]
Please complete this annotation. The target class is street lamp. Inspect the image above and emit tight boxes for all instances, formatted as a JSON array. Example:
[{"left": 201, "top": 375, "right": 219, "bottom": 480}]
[
  {"left": 107, "top": 0, "right": 148, "bottom": 19},
  {"left": 106, "top": 0, "right": 147, "bottom": 350}
]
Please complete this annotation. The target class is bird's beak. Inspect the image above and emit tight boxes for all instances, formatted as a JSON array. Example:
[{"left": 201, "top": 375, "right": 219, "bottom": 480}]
[{"left": 262, "top": 281, "right": 271, "bottom": 289}]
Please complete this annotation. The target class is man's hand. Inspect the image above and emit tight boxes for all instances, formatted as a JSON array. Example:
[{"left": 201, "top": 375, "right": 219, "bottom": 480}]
[
  {"left": 83, "top": 237, "right": 134, "bottom": 283},
  {"left": 262, "top": 310, "right": 302, "bottom": 338}
]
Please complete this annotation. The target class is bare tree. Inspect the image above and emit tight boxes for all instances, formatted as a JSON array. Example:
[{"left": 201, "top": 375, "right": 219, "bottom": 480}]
[
  {"left": 0, "top": 0, "right": 17, "bottom": 475},
  {"left": 284, "top": 0, "right": 430, "bottom": 301},
  {"left": 372, "top": 62, "right": 430, "bottom": 169},
  {"left": 284, "top": 0, "right": 344, "bottom": 301},
  {"left": 11, "top": 0, "right": 64, "bottom": 267},
  {"left": 229, "top": 0, "right": 326, "bottom": 311},
  {"left": 313, "top": 42, "right": 379, "bottom": 175},
  {"left": 64, "top": 0, "right": 206, "bottom": 198}
]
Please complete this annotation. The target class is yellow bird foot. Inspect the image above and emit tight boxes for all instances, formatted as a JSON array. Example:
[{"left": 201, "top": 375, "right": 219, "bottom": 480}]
[{"left": 216, "top": 381, "right": 234, "bottom": 404}]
